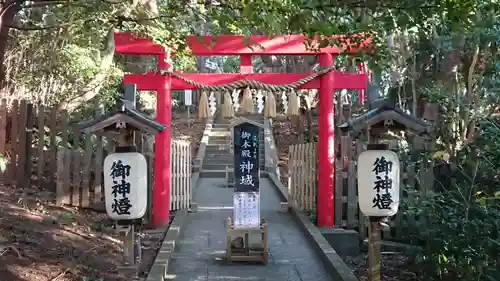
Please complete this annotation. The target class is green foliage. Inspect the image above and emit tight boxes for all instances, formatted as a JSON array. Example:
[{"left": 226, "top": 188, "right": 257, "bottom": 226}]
[
  {"left": 404, "top": 192, "right": 500, "bottom": 281},
  {"left": 304, "top": 209, "right": 317, "bottom": 225},
  {"left": 402, "top": 115, "right": 500, "bottom": 281}
]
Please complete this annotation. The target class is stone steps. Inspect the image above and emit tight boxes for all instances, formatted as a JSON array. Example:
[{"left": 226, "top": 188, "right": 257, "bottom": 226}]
[
  {"left": 205, "top": 154, "right": 266, "bottom": 162},
  {"left": 202, "top": 163, "right": 265, "bottom": 171},
  {"left": 200, "top": 169, "right": 268, "bottom": 178}
]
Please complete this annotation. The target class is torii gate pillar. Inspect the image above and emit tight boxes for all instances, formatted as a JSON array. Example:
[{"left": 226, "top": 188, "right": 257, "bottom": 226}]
[
  {"left": 153, "top": 54, "right": 172, "bottom": 228},
  {"left": 318, "top": 53, "right": 335, "bottom": 227}
]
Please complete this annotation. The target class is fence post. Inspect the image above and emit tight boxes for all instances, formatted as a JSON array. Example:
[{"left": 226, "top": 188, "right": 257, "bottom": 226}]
[
  {"left": 0, "top": 99, "right": 7, "bottom": 175},
  {"left": 8, "top": 100, "right": 19, "bottom": 182},
  {"left": 48, "top": 108, "right": 58, "bottom": 187},
  {"left": 56, "top": 148, "right": 69, "bottom": 205},
  {"left": 36, "top": 104, "right": 45, "bottom": 187},
  {"left": 17, "top": 100, "right": 28, "bottom": 188},
  {"left": 24, "top": 103, "right": 34, "bottom": 189}
]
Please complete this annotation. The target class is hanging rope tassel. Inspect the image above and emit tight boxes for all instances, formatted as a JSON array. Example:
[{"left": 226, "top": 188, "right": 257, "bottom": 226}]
[
  {"left": 264, "top": 92, "right": 277, "bottom": 119},
  {"left": 198, "top": 90, "right": 210, "bottom": 119},
  {"left": 270, "top": 92, "right": 277, "bottom": 118},
  {"left": 222, "top": 91, "right": 235, "bottom": 119},
  {"left": 240, "top": 87, "right": 254, "bottom": 114},
  {"left": 287, "top": 90, "right": 300, "bottom": 117},
  {"left": 263, "top": 92, "right": 270, "bottom": 117}
]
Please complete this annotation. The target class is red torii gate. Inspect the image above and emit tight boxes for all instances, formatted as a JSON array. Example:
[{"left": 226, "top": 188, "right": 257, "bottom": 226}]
[{"left": 114, "top": 32, "right": 370, "bottom": 228}]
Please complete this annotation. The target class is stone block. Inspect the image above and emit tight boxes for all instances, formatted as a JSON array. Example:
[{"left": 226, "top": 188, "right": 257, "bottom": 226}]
[
  {"left": 319, "top": 228, "right": 361, "bottom": 258},
  {"left": 279, "top": 202, "right": 288, "bottom": 212},
  {"left": 189, "top": 202, "right": 198, "bottom": 213}
]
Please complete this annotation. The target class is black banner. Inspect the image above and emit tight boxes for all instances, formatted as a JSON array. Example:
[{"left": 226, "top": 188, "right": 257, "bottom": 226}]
[{"left": 233, "top": 122, "right": 260, "bottom": 192}]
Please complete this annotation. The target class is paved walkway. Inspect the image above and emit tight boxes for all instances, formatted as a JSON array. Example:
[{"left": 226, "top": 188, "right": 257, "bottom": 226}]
[{"left": 166, "top": 178, "right": 330, "bottom": 281}]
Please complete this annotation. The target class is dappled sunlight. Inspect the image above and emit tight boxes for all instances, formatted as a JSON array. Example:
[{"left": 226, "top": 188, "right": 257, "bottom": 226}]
[
  {"left": 197, "top": 206, "right": 234, "bottom": 211},
  {"left": 165, "top": 273, "right": 177, "bottom": 280},
  {"left": 210, "top": 277, "right": 268, "bottom": 280},
  {"left": 0, "top": 183, "right": 129, "bottom": 281}
]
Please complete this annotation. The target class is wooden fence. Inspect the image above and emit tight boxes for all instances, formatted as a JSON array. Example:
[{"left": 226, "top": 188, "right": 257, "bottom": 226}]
[
  {"left": 55, "top": 140, "right": 191, "bottom": 211},
  {"left": 288, "top": 139, "right": 426, "bottom": 240},
  {"left": 169, "top": 140, "right": 192, "bottom": 210},
  {"left": 288, "top": 143, "right": 317, "bottom": 212},
  {"left": 0, "top": 99, "right": 192, "bottom": 214}
]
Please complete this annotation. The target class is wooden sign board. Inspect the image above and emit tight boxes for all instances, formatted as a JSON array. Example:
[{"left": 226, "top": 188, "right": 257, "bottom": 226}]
[{"left": 231, "top": 120, "right": 263, "bottom": 229}]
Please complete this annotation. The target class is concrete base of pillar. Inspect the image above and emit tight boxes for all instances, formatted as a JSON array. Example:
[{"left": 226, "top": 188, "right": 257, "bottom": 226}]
[{"left": 319, "top": 228, "right": 361, "bottom": 258}]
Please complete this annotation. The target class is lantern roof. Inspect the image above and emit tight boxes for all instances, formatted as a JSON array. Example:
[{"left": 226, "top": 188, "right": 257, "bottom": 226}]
[
  {"left": 338, "top": 98, "right": 432, "bottom": 136},
  {"left": 76, "top": 104, "right": 167, "bottom": 135},
  {"left": 76, "top": 83, "right": 167, "bottom": 135}
]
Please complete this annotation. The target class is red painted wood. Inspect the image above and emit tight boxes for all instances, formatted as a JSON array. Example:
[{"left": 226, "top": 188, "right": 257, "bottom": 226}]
[
  {"left": 152, "top": 76, "right": 172, "bottom": 228},
  {"left": 114, "top": 32, "right": 165, "bottom": 55},
  {"left": 123, "top": 73, "right": 164, "bottom": 90},
  {"left": 317, "top": 53, "right": 335, "bottom": 227},
  {"left": 151, "top": 54, "right": 172, "bottom": 228},
  {"left": 186, "top": 35, "right": 372, "bottom": 55},
  {"left": 123, "top": 72, "right": 367, "bottom": 90},
  {"left": 357, "top": 63, "right": 367, "bottom": 104},
  {"left": 240, "top": 55, "right": 253, "bottom": 74},
  {"left": 113, "top": 32, "right": 372, "bottom": 56}
]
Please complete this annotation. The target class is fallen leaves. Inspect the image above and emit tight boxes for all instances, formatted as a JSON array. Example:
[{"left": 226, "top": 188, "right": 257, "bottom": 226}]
[
  {"left": 0, "top": 111, "right": 207, "bottom": 281},
  {"left": 345, "top": 252, "right": 418, "bottom": 281},
  {"left": 0, "top": 246, "right": 21, "bottom": 258}
]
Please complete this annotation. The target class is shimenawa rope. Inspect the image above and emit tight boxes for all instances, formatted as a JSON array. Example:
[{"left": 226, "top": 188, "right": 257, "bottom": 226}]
[{"left": 158, "top": 65, "right": 335, "bottom": 92}]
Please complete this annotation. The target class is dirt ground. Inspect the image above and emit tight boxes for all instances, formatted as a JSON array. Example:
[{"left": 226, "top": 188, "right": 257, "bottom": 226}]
[
  {"left": 0, "top": 112, "right": 206, "bottom": 281},
  {"left": 345, "top": 252, "right": 418, "bottom": 281}
]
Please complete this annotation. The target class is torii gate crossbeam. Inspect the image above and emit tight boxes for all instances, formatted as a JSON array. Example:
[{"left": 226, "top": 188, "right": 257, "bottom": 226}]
[{"left": 114, "top": 32, "right": 370, "bottom": 228}]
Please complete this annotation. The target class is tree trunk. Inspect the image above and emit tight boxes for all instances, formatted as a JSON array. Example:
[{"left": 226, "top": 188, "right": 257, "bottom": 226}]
[
  {"left": 0, "top": 1, "right": 20, "bottom": 91},
  {"left": 304, "top": 96, "right": 314, "bottom": 142}
]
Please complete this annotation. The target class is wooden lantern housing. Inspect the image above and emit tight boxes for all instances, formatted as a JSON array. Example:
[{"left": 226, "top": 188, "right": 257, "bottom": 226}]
[
  {"left": 338, "top": 98, "right": 433, "bottom": 140},
  {"left": 76, "top": 84, "right": 167, "bottom": 136}
]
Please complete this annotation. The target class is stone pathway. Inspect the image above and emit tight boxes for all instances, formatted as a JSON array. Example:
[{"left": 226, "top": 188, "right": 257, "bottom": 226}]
[{"left": 166, "top": 178, "right": 330, "bottom": 281}]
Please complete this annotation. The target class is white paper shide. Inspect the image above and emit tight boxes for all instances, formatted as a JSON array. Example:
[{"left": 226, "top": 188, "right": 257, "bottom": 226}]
[
  {"left": 233, "top": 192, "right": 260, "bottom": 228},
  {"left": 357, "top": 150, "right": 400, "bottom": 217},
  {"left": 104, "top": 152, "right": 148, "bottom": 220},
  {"left": 184, "top": 89, "right": 192, "bottom": 106}
]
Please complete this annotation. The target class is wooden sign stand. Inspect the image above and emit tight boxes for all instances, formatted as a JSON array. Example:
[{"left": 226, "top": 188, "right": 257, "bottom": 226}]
[
  {"left": 225, "top": 165, "right": 234, "bottom": 188},
  {"left": 226, "top": 117, "right": 267, "bottom": 264},
  {"left": 226, "top": 217, "right": 269, "bottom": 264}
]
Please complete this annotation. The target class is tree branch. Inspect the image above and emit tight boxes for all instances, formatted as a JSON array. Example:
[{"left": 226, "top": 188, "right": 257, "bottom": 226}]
[
  {"left": 5, "top": 22, "right": 68, "bottom": 30},
  {"left": 22, "top": 0, "right": 68, "bottom": 7},
  {"left": 213, "top": 0, "right": 438, "bottom": 10},
  {"left": 62, "top": 27, "right": 116, "bottom": 112}
]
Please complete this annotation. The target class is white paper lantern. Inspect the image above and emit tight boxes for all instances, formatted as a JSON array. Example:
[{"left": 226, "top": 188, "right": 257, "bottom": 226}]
[
  {"left": 357, "top": 150, "right": 400, "bottom": 217},
  {"left": 104, "top": 152, "right": 148, "bottom": 220}
]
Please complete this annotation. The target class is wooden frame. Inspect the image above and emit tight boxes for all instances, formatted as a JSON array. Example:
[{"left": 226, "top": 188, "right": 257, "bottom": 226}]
[
  {"left": 114, "top": 32, "right": 372, "bottom": 56},
  {"left": 226, "top": 217, "right": 269, "bottom": 264},
  {"left": 227, "top": 117, "right": 264, "bottom": 188},
  {"left": 123, "top": 72, "right": 367, "bottom": 91},
  {"left": 225, "top": 165, "right": 234, "bottom": 188}
]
